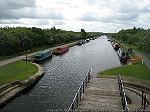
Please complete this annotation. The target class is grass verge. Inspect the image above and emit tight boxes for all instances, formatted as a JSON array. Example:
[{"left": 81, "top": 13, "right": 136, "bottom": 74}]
[
  {"left": 0, "top": 60, "right": 38, "bottom": 85},
  {"left": 98, "top": 63, "right": 150, "bottom": 81}
]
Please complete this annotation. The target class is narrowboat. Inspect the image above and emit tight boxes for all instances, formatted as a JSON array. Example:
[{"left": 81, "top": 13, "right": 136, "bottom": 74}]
[
  {"left": 77, "top": 41, "right": 82, "bottom": 46},
  {"left": 77, "top": 40, "right": 86, "bottom": 46},
  {"left": 85, "top": 39, "right": 90, "bottom": 42},
  {"left": 53, "top": 45, "right": 69, "bottom": 55},
  {"left": 119, "top": 51, "right": 130, "bottom": 64},
  {"left": 32, "top": 50, "right": 52, "bottom": 62},
  {"left": 114, "top": 44, "right": 120, "bottom": 51}
]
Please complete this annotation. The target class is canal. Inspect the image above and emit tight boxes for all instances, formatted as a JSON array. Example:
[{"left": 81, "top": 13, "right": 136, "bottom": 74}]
[{"left": 1, "top": 36, "right": 121, "bottom": 112}]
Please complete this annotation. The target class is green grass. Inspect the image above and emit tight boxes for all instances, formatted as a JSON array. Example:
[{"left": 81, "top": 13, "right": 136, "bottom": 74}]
[
  {"left": 0, "top": 60, "right": 38, "bottom": 85},
  {"left": 98, "top": 63, "right": 150, "bottom": 80}
]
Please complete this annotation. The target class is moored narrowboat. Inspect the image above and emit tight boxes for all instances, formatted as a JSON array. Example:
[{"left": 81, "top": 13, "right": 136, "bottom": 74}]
[
  {"left": 32, "top": 50, "right": 52, "bottom": 62},
  {"left": 114, "top": 44, "right": 120, "bottom": 51},
  {"left": 85, "top": 39, "right": 90, "bottom": 42},
  {"left": 53, "top": 45, "right": 69, "bottom": 55},
  {"left": 77, "top": 40, "right": 86, "bottom": 46}
]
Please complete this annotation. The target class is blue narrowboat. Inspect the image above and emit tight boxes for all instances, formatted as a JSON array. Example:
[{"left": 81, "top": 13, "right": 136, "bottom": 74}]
[{"left": 32, "top": 50, "right": 52, "bottom": 62}]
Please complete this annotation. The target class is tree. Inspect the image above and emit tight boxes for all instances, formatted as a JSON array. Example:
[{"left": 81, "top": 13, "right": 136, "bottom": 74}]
[{"left": 81, "top": 29, "right": 86, "bottom": 39}]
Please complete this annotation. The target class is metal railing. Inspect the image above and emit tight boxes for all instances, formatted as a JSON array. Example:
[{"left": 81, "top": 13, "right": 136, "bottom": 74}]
[
  {"left": 118, "top": 75, "right": 129, "bottom": 112},
  {"left": 67, "top": 68, "right": 92, "bottom": 112}
]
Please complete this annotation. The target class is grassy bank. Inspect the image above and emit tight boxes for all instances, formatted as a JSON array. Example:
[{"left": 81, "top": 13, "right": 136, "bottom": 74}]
[
  {"left": 98, "top": 63, "right": 150, "bottom": 80},
  {"left": 0, "top": 61, "right": 38, "bottom": 85}
]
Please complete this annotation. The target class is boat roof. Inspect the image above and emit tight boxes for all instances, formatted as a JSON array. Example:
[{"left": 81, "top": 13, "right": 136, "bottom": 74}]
[{"left": 34, "top": 49, "right": 52, "bottom": 56}]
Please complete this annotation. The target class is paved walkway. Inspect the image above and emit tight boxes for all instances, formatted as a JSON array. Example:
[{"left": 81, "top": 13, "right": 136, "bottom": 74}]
[{"left": 77, "top": 78, "right": 122, "bottom": 111}]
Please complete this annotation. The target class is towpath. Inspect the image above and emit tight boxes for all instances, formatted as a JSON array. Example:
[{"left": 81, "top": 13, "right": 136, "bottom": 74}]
[
  {"left": 111, "top": 38, "right": 150, "bottom": 69},
  {"left": 0, "top": 41, "right": 77, "bottom": 67}
]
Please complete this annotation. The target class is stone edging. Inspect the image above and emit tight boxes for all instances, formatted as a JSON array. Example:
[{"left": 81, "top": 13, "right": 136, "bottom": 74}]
[{"left": 0, "top": 62, "right": 45, "bottom": 108}]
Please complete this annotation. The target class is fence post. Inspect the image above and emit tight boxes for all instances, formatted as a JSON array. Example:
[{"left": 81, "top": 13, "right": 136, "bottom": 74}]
[
  {"left": 142, "top": 91, "right": 144, "bottom": 106},
  {"left": 76, "top": 93, "right": 79, "bottom": 107},
  {"left": 71, "top": 103, "right": 74, "bottom": 111},
  {"left": 118, "top": 74, "right": 129, "bottom": 112},
  {"left": 143, "top": 94, "right": 146, "bottom": 110},
  {"left": 83, "top": 82, "right": 85, "bottom": 94},
  {"left": 80, "top": 87, "right": 82, "bottom": 100}
]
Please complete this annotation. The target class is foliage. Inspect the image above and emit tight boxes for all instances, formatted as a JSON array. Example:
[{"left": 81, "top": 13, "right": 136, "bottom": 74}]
[
  {"left": 81, "top": 29, "right": 87, "bottom": 39},
  {"left": 98, "top": 63, "right": 150, "bottom": 80},
  {"left": 112, "top": 27, "right": 150, "bottom": 53},
  {"left": 0, "top": 27, "right": 101, "bottom": 56},
  {"left": 0, "top": 60, "right": 38, "bottom": 84}
]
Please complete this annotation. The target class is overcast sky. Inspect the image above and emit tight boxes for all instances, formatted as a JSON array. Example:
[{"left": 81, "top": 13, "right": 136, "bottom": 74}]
[{"left": 0, "top": 0, "right": 150, "bottom": 32}]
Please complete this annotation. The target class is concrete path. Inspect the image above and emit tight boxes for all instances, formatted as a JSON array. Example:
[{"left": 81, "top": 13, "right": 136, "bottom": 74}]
[{"left": 77, "top": 78, "right": 122, "bottom": 111}]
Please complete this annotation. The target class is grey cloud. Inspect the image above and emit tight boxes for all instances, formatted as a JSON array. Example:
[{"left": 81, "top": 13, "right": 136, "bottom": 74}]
[
  {"left": 117, "top": 1, "right": 138, "bottom": 13},
  {"left": 115, "top": 12, "right": 139, "bottom": 21},
  {"left": 0, "top": 19, "right": 22, "bottom": 24},
  {"left": 142, "top": 5, "right": 150, "bottom": 14},
  {"left": 0, "top": 8, "right": 37, "bottom": 19},
  {"left": 0, "top": 19, "right": 49, "bottom": 25},
  {"left": 27, "top": 19, "right": 49, "bottom": 25},
  {"left": 0, "top": 0, "right": 36, "bottom": 9},
  {"left": 52, "top": 21, "right": 65, "bottom": 26},
  {"left": 0, "top": 8, "right": 63, "bottom": 20},
  {"left": 79, "top": 13, "right": 114, "bottom": 23},
  {"left": 79, "top": 13, "right": 99, "bottom": 21},
  {"left": 0, "top": 0, "right": 63, "bottom": 20}
]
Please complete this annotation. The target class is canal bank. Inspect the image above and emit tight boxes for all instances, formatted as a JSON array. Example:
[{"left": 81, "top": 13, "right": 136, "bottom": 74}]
[
  {"left": 0, "top": 41, "right": 78, "bottom": 67},
  {"left": 1, "top": 36, "right": 121, "bottom": 112},
  {"left": 0, "top": 63, "right": 44, "bottom": 109}
]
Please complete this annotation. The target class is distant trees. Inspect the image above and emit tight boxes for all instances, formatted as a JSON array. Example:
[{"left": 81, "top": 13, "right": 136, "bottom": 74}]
[
  {"left": 0, "top": 27, "right": 101, "bottom": 56},
  {"left": 112, "top": 27, "right": 150, "bottom": 53}
]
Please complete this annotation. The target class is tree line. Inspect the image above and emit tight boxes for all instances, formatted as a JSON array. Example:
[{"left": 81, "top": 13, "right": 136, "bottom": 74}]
[
  {"left": 0, "top": 27, "right": 101, "bottom": 56},
  {"left": 109, "top": 27, "right": 150, "bottom": 53}
]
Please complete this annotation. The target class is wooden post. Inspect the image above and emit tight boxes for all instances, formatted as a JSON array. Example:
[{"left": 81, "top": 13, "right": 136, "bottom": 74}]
[
  {"left": 142, "top": 91, "right": 144, "bottom": 106},
  {"left": 83, "top": 82, "right": 85, "bottom": 94},
  {"left": 76, "top": 94, "right": 78, "bottom": 107},
  {"left": 143, "top": 94, "right": 146, "bottom": 110},
  {"left": 80, "top": 88, "right": 82, "bottom": 100},
  {"left": 25, "top": 53, "right": 27, "bottom": 63},
  {"left": 142, "top": 58, "right": 144, "bottom": 64},
  {"left": 25, "top": 50, "right": 30, "bottom": 63}
]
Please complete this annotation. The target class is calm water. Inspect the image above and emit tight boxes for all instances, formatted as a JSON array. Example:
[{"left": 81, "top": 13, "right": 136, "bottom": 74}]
[{"left": 1, "top": 36, "right": 121, "bottom": 112}]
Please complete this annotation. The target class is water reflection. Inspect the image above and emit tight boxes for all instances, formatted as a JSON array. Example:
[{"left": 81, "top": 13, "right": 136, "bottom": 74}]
[{"left": 1, "top": 36, "right": 121, "bottom": 112}]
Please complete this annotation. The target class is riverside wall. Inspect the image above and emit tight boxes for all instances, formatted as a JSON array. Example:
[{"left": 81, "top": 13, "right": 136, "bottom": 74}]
[{"left": 0, "top": 63, "right": 45, "bottom": 108}]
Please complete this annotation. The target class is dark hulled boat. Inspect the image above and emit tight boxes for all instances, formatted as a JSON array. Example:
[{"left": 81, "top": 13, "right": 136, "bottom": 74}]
[
  {"left": 53, "top": 45, "right": 69, "bottom": 55},
  {"left": 77, "top": 40, "right": 86, "bottom": 46},
  {"left": 32, "top": 50, "right": 52, "bottom": 62},
  {"left": 114, "top": 44, "right": 120, "bottom": 51}
]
